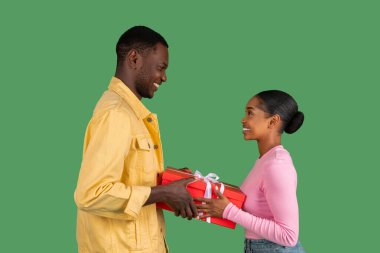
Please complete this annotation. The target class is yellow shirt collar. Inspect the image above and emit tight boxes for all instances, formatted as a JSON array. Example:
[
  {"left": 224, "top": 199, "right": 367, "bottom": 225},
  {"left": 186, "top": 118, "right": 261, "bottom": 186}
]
[{"left": 108, "top": 76, "right": 151, "bottom": 119}]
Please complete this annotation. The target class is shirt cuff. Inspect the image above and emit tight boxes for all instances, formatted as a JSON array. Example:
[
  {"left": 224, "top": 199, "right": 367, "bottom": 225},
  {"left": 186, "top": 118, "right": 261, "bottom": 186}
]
[
  {"left": 123, "top": 186, "right": 151, "bottom": 218},
  {"left": 223, "top": 202, "right": 236, "bottom": 219}
]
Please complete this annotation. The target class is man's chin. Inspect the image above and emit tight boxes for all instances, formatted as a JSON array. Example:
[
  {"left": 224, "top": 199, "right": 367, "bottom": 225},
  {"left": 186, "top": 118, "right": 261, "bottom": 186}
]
[
  {"left": 144, "top": 93, "right": 154, "bottom": 99},
  {"left": 141, "top": 90, "right": 155, "bottom": 99}
]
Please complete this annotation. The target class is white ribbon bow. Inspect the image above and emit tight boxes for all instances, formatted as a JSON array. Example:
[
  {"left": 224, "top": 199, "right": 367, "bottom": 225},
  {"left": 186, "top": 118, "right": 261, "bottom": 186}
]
[{"left": 194, "top": 170, "right": 225, "bottom": 223}]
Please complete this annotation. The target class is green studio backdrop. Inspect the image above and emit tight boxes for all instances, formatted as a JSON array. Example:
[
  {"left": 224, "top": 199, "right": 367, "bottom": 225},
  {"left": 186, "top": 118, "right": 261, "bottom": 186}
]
[{"left": 1, "top": 1, "right": 379, "bottom": 252}]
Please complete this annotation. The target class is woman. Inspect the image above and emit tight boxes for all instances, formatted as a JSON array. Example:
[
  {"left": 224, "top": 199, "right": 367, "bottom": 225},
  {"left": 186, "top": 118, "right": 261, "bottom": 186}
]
[{"left": 195, "top": 90, "right": 306, "bottom": 252}]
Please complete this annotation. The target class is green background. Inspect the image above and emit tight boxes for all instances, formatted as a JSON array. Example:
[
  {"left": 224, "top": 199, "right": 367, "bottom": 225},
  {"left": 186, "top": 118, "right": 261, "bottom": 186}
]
[{"left": 1, "top": 1, "right": 379, "bottom": 252}]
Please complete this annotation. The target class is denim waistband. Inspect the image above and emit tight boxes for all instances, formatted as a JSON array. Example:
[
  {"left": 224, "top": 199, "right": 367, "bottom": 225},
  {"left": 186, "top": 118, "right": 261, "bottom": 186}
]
[{"left": 245, "top": 238, "right": 303, "bottom": 249}]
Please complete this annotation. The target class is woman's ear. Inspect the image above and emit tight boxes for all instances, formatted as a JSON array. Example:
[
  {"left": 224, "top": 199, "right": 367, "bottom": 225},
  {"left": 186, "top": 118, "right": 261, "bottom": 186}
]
[{"left": 268, "top": 114, "right": 281, "bottom": 129}]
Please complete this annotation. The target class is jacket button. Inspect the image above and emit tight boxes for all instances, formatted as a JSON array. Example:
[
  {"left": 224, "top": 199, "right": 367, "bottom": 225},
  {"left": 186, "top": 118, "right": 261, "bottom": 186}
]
[
  {"left": 154, "top": 144, "right": 158, "bottom": 149},
  {"left": 147, "top": 117, "right": 152, "bottom": 122}
]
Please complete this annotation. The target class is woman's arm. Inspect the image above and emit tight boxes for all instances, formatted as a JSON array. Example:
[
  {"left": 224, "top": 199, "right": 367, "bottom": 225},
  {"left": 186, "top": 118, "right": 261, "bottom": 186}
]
[{"left": 224, "top": 164, "right": 299, "bottom": 247}]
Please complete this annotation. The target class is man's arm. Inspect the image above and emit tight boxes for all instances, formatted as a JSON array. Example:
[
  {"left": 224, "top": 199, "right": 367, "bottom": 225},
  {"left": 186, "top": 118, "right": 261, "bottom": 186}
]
[
  {"left": 74, "top": 109, "right": 198, "bottom": 220},
  {"left": 74, "top": 109, "right": 150, "bottom": 220},
  {"left": 144, "top": 177, "right": 198, "bottom": 220}
]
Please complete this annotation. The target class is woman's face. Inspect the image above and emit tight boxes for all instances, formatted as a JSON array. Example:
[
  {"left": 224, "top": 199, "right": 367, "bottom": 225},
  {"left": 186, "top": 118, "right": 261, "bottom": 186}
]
[{"left": 241, "top": 96, "right": 272, "bottom": 141}]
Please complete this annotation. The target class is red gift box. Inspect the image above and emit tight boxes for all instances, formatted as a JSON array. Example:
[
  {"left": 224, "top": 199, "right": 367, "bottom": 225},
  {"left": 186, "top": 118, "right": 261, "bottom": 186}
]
[{"left": 157, "top": 167, "right": 246, "bottom": 229}]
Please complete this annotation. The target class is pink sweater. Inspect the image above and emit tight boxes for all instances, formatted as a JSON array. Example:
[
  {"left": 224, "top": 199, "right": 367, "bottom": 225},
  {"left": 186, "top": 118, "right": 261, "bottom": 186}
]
[{"left": 223, "top": 145, "right": 299, "bottom": 247}]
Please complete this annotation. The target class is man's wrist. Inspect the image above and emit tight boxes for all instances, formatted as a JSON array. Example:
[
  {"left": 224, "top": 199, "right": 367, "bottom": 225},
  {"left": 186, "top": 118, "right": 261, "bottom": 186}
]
[{"left": 150, "top": 185, "right": 169, "bottom": 203}]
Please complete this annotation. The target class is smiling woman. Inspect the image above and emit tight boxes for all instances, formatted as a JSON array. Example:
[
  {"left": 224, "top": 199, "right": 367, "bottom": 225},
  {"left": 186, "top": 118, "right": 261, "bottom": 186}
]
[
  {"left": 242, "top": 91, "right": 304, "bottom": 145},
  {"left": 195, "top": 90, "right": 306, "bottom": 253}
]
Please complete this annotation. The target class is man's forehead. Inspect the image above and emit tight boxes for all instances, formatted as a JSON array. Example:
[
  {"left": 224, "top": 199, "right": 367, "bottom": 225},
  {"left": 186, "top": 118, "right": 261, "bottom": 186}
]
[
  {"left": 148, "top": 44, "right": 168, "bottom": 59},
  {"left": 152, "top": 43, "right": 168, "bottom": 53}
]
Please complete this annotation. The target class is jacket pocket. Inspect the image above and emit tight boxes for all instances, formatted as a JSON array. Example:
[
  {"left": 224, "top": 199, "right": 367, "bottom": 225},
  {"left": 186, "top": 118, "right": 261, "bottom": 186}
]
[
  {"left": 135, "top": 135, "right": 155, "bottom": 174},
  {"left": 136, "top": 135, "right": 151, "bottom": 150},
  {"left": 110, "top": 218, "right": 142, "bottom": 251}
]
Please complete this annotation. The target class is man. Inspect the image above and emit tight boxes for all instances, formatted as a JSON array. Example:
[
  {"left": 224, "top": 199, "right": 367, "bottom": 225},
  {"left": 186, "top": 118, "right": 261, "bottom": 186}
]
[{"left": 74, "top": 26, "right": 197, "bottom": 253}]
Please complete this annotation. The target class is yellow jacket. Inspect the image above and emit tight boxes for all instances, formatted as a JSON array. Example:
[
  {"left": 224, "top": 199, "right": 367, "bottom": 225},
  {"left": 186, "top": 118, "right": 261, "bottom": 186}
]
[{"left": 74, "top": 77, "right": 167, "bottom": 252}]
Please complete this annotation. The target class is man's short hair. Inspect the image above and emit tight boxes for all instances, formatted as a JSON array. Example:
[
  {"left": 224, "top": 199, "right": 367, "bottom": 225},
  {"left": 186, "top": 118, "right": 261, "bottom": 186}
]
[{"left": 116, "top": 26, "right": 169, "bottom": 65}]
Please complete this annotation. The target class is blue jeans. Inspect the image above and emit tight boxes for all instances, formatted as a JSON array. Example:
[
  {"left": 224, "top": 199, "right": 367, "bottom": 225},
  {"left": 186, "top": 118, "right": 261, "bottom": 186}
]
[{"left": 244, "top": 239, "right": 306, "bottom": 253}]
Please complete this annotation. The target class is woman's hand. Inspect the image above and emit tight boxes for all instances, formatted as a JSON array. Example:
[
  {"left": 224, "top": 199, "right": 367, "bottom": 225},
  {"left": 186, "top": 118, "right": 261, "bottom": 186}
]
[{"left": 194, "top": 187, "right": 230, "bottom": 219}]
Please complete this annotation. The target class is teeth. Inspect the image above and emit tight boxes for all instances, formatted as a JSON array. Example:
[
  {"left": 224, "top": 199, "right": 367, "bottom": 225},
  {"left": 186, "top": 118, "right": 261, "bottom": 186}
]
[
  {"left": 243, "top": 128, "right": 250, "bottom": 131},
  {"left": 153, "top": 83, "right": 159, "bottom": 88}
]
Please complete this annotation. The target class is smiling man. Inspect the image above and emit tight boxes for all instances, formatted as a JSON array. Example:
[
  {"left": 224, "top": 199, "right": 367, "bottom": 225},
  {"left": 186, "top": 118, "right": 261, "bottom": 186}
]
[{"left": 74, "top": 26, "right": 197, "bottom": 253}]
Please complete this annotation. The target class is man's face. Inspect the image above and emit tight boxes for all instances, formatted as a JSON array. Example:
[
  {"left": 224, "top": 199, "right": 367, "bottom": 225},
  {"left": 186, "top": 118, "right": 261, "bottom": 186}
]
[{"left": 135, "top": 43, "right": 169, "bottom": 99}]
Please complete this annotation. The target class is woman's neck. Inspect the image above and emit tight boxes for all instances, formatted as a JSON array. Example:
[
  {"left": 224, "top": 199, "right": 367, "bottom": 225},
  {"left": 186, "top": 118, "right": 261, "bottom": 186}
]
[{"left": 257, "top": 134, "right": 281, "bottom": 158}]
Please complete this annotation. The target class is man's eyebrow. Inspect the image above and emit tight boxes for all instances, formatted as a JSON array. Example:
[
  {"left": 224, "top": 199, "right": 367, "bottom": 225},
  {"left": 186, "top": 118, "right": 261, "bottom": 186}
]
[{"left": 246, "top": 106, "right": 255, "bottom": 110}]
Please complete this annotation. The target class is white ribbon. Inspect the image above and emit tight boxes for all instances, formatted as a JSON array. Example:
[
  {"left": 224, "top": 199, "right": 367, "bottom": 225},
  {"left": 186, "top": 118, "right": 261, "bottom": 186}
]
[{"left": 194, "top": 170, "right": 225, "bottom": 223}]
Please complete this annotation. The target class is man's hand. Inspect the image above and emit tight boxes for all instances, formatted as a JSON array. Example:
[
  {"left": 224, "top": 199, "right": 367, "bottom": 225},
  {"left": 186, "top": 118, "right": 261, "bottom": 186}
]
[
  {"left": 163, "top": 177, "right": 197, "bottom": 220},
  {"left": 194, "top": 187, "right": 230, "bottom": 219},
  {"left": 146, "top": 176, "right": 198, "bottom": 220}
]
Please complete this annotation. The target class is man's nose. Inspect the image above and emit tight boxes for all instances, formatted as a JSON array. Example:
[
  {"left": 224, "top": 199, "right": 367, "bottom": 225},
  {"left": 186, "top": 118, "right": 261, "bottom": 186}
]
[{"left": 161, "top": 72, "right": 167, "bottom": 82}]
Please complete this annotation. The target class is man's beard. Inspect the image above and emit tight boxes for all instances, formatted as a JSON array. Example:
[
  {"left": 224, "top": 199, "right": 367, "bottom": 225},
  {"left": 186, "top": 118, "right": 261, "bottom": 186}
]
[{"left": 136, "top": 67, "right": 152, "bottom": 99}]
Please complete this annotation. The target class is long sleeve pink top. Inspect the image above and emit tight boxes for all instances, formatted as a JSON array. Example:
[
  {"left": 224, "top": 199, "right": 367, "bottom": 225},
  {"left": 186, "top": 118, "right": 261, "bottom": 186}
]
[{"left": 223, "top": 145, "right": 299, "bottom": 247}]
